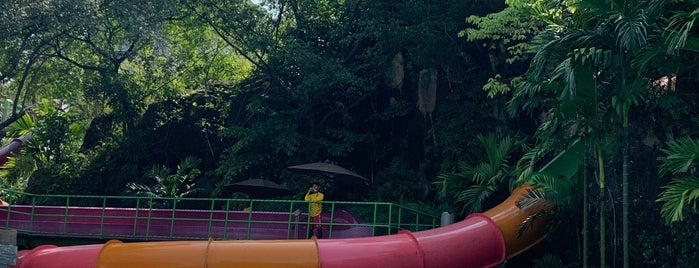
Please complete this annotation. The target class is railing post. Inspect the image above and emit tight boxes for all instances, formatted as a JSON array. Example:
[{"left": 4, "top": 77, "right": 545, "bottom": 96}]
[
  {"left": 132, "top": 198, "right": 141, "bottom": 237},
  {"left": 372, "top": 203, "right": 378, "bottom": 236},
  {"left": 397, "top": 206, "right": 403, "bottom": 233},
  {"left": 169, "top": 199, "right": 178, "bottom": 238},
  {"left": 145, "top": 197, "right": 153, "bottom": 239},
  {"left": 387, "top": 203, "right": 393, "bottom": 234},
  {"left": 207, "top": 199, "right": 216, "bottom": 238},
  {"left": 29, "top": 199, "right": 36, "bottom": 232},
  {"left": 100, "top": 197, "right": 107, "bottom": 238},
  {"left": 286, "top": 201, "right": 294, "bottom": 239},
  {"left": 413, "top": 211, "right": 420, "bottom": 232},
  {"left": 328, "top": 202, "right": 336, "bottom": 238},
  {"left": 223, "top": 200, "right": 231, "bottom": 239},
  {"left": 246, "top": 200, "right": 253, "bottom": 239},
  {"left": 2, "top": 202, "right": 10, "bottom": 228},
  {"left": 62, "top": 196, "right": 70, "bottom": 234}
]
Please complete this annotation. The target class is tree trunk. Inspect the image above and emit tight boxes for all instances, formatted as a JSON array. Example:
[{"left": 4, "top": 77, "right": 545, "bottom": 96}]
[
  {"left": 621, "top": 126, "right": 629, "bottom": 268},
  {"left": 597, "top": 146, "right": 606, "bottom": 268},
  {"left": 583, "top": 153, "right": 589, "bottom": 268}
]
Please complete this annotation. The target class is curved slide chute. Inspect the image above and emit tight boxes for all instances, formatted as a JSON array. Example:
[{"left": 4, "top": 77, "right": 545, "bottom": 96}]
[
  {"left": 0, "top": 133, "right": 33, "bottom": 166},
  {"left": 9, "top": 185, "right": 550, "bottom": 268},
  {"left": 6, "top": 141, "right": 584, "bottom": 268}
]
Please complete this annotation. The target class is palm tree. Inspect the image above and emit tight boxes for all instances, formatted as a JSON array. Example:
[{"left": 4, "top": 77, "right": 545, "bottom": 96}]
[
  {"left": 650, "top": 1, "right": 699, "bottom": 226},
  {"left": 508, "top": 0, "right": 663, "bottom": 266},
  {"left": 126, "top": 156, "right": 204, "bottom": 208},
  {"left": 437, "top": 133, "right": 518, "bottom": 216}
]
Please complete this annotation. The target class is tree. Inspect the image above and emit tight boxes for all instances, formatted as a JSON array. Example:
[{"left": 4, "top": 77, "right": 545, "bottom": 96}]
[
  {"left": 501, "top": 0, "right": 663, "bottom": 266},
  {"left": 641, "top": 1, "right": 699, "bottom": 226},
  {"left": 0, "top": 0, "right": 72, "bottom": 128}
]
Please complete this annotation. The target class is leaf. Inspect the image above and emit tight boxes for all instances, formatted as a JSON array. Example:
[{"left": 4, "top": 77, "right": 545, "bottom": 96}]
[
  {"left": 658, "top": 138, "right": 699, "bottom": 176},
  {"left": 656, "top": 176, "right": 699, "bottom": 224}
]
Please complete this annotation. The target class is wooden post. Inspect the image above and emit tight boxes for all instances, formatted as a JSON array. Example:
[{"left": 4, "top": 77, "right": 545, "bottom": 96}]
[{"left": 0, "top": 229, "right": 17, "bottom": 268}]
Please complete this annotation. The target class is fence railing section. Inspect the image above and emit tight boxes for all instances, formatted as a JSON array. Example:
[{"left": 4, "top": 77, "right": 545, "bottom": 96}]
[{"left": 0, "top": 190, "right": 439, "bottom": 241}]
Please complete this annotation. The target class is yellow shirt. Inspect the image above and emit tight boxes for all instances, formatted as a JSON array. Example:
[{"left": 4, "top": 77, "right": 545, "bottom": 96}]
[{"left": 304, "top": 192, "right": 324, "bottom": 217}]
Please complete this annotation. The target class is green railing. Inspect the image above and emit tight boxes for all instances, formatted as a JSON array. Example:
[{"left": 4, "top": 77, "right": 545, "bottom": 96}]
[{"left": 0, "top": 190, "right": 439, "bottom": 241}]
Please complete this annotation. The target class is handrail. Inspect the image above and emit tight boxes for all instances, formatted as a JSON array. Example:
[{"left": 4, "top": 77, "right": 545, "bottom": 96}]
[{"left": 0, "top": 189, "right": 439, "bottom": 242}]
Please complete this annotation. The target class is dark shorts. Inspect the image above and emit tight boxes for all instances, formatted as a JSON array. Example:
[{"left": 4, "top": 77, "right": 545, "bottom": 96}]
[{"left": 311, "top": 215, "right": 321, "bottom": 229}]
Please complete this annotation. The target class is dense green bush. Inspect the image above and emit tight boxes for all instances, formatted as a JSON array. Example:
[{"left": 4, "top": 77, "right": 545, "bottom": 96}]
[{"left": 638, "top": 211, "right": 699, "bottom": 267}]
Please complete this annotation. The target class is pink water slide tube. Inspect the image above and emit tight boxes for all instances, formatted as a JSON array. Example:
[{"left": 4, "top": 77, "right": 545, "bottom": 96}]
[
  {"left": 1, "top": 135, "right": 570, "bottom": 268},
  {"left": 8, "top": 185, "right": 550, "bottom": 268}
]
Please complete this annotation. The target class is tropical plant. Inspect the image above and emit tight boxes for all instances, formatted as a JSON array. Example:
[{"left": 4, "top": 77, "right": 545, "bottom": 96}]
[
  {"left": 531, "top": 253, "right": 576, "bottom": 268},
  {"left": 656, "top": 138, "right": 699, "bottom": 224},
  {"left": 516, "top": 173, "right": 577, "bottom": 235},
  {"left": 126, "top": 156, "right": 204, "bottom": 208},
  {"left": 437, "top": 133, "right": 518, "bottom": 215},
  {"left": 504, "top": 0, "right": 666, "bottom": 266}
]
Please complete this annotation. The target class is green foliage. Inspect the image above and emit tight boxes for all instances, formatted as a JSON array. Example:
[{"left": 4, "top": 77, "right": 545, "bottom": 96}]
[
  {"left": 658, "top": 138, "right": 699, "bottom": 176},
  {"left": 657, "top": 177, "right": 699, "bottom": 224},
  {"left": 437, "top": 134, "right": 518, "bottom": 215},
  {"left": 657, "top": 138, "right": 699, "bottom": 224},
  {"left": 482, "top": 74, "right": 511, "bottom": 98},
  {"left": 516, "top": 173, "right": 577, "bottom": 237},
  {"left": 531, "top": 253, "right": 575, "bottom": 268},
  {"left": 528, "top": 173, "right": 575, "bottom": 209},
  {"left": 126, "top": 156, "right": 203, "bottom": 208},
  {"left": 637, "top": 212, "right": 699, "bottom": 267},
  {"left": 4, "top": 114, "right": 35, "bottom": 137},
  {"left": 463, "top": 1, "right": 548, "bottom": 54},
  {"left": 373, "top": 158, "right": 424, "bottom": 203},
  {"left": 463, "top": 0, "right": 576, "bottom": 97}
]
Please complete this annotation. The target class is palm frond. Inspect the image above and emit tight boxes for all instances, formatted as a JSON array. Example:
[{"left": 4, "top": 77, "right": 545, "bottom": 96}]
[
  {"left": 516, "top": 188, "right": 555, "bottom": 211},
  {"left": 658, "top": 138, "right": 699, "bottom": 176},
  {"left": 126, "top": 182, "right": 157, "bottom": 197},
  {"left": 514, "top": 140, "right": 554, "bottom": 185},
  {"left": 517, "top": 208, "right": 557, "bottom": 238},
  {"left": 656, "top": 176, "right": 699, "bottom": 224},
  {"left": 437, "top": 134, "right": 518, "bottom": 215},
  {"left": 550, "top": 58, "right": 577, "bottom": 100},
  {"left": 612, "top": 8, "right": 648, "bottom": 52},
  {"left": 665, "top": 8, "right": 698, "bottom": 54},
  {"left": 5, "top": 114, "right": 36, "bottom": 137},
  {"left": 453, "top": 183, "right": 499, "bottom": 214},
  {"left": 532, "top": 253, "right": 570, "bottom": 268},
  {"left": 436, "top": 170, "right": 472, "bottom": 198},
  {"left": 530, "top": 173, "right": 576, "bottom": 210}
]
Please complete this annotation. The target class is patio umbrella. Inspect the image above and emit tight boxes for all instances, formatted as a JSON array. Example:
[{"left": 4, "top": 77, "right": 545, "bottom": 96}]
[
  {"left": 225, "top": 179, "right": 293, "bottom": 198},
  {"left": 287, "top": 162, "right": 370, "bottom": 185}
]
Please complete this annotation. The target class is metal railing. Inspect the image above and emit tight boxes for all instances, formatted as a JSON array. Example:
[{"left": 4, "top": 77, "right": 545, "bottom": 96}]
[{"left": 0, "top": 190, "right": 439, "bottom": 241}]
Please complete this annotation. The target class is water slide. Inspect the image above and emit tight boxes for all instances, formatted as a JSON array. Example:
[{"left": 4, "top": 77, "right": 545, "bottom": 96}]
[
  {"left": 0, "top": 133, "right": 33, "bottom": 166},
  {"left": 2, "top": 138, "right": 584, "bottom": 268}
]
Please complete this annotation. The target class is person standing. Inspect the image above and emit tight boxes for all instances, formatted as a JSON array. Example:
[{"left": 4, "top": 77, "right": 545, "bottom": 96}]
[{"left": 304, "top": 182, "right": 324, "bottom": 238}]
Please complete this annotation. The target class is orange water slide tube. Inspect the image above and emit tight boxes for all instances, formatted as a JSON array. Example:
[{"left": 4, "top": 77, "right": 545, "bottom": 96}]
[{"left": 11, "top": 184, "right": 551, "bottom": 268}]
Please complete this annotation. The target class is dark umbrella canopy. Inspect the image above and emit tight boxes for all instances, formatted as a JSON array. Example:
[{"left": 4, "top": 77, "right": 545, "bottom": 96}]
[
  {"left": 225, "top": 179, "right": 293, "bottom": 198},
  {"left": 288, "top": 162, "right": 369, "bottom": 184}
]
